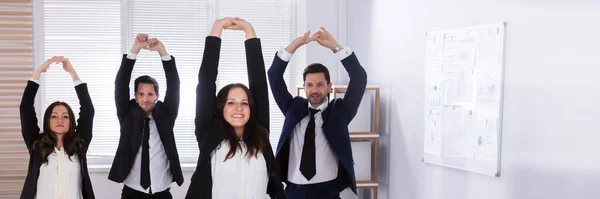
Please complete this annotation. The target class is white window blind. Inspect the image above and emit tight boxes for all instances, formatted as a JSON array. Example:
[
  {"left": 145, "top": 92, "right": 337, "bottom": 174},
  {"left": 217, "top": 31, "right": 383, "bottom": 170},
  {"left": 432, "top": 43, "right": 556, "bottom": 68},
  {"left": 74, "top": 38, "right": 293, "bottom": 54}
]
[
  {"left": 42, "top": 0, "right": 122, "bottom": 164},
  {"left": 41, "top": 0, "right": 293, "bottom": 165}
]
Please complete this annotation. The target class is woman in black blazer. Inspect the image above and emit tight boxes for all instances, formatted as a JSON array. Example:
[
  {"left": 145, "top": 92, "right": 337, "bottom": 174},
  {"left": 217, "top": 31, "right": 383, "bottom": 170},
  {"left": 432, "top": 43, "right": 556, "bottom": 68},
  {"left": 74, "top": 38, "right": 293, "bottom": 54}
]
[
  {"left": 185, "top": 17, "right": 285, "bottom": 199},
  {"left": 19, "top": 56, "right": 95, "bottom": 199}
]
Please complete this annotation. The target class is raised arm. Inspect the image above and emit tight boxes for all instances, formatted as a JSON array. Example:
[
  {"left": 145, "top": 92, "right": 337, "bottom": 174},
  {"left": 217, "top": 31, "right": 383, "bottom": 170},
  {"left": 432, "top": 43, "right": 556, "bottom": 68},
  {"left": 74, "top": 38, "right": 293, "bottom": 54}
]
[
  {"left": 267, "top": 31, "right": 318, "bottom": 114},
  {"left": 145, "top": 38, "right": 180, "bottom": 119},
  {"left": 115, "top": 34, "right": 148, "bottom": 120},
  {"left": 338, "top": 53, "right": 367, "bottom": 121},
  {"left": 315, "top": 27, "right": 367, "bottom": 121},
  {"left": 59, "top": 58, "right": 95, "bottom": 149},
  {"left": 114, "top": 56, "right": 134, "bottom": 121},
  {"left": 19, "top": 59, "right": 53, "bottom": 152},
  {"left": 195, "top": 18, "right": 233, "bottom": 142},
  {"left": 230, "top": 18, "right": 270, "bottom": 129}
]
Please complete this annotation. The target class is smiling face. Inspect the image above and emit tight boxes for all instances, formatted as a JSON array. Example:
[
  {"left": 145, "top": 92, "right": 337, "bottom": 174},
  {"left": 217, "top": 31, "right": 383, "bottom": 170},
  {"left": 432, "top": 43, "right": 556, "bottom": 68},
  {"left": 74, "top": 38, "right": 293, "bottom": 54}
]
[
  {"left": 48, "top": 105, "right": 70, "bottom": 135},
  {"left": 222, "top": 87, "right": 251, "bottom": 133},
  {"left": 304, "top": 72, "right": 331, "bottom": 107}
]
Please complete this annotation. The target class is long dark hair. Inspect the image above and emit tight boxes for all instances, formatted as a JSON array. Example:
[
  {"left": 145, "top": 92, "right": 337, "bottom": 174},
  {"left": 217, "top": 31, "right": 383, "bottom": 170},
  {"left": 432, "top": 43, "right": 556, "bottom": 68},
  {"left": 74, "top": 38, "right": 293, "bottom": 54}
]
[
  {"left": 215, "top": 83, "right": 268, "bottom": 161},
  {"left": 36, "top": 101, "right": 84, "bottom": 164}
]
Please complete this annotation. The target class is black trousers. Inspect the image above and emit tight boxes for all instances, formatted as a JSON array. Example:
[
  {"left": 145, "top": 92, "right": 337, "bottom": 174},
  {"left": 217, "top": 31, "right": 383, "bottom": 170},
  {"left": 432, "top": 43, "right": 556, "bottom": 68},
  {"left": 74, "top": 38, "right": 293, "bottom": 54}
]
[
  {"left": 121, "top": 185, "right": 172, "bottom": 199},
  {"left": 285, "top": 180, "right": 341, "bottom": 199}
]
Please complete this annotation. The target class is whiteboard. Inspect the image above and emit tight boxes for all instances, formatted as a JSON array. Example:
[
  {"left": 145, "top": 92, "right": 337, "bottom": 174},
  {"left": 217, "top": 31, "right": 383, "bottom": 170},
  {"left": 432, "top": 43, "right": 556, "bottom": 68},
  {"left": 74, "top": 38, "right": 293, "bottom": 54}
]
[{"left": 423, "top": 22, "right": 506, "bottom": 176}]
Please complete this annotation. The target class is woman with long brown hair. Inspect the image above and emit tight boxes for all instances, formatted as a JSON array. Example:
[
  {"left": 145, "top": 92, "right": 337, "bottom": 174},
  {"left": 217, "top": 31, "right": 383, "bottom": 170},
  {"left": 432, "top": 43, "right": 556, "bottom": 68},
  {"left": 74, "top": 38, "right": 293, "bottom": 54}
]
[
  {"left": 19, "top": 56, "right": 95, "bottom": 199},
  {"left": 185, "top": 17, "right": 285, "bottom": 199}
]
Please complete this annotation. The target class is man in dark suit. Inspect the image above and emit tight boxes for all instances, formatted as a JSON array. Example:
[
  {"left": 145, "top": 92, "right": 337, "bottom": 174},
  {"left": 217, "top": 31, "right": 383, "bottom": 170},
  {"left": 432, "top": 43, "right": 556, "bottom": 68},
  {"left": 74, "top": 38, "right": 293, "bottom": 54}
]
[
  {"left": 109, "top": 33, "right": 183, "bottom": 199},
  {"left": 268, "top": 27, "right": 368, "bottom": 199}
]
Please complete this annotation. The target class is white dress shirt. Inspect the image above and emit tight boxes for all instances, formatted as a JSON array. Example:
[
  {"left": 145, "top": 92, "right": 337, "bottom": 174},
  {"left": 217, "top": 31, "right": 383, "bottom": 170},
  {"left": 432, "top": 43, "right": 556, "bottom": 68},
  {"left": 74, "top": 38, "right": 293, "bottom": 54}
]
[
  {"left": 211, "top": 140, "right": 269, "bottom": 199},
  {"left": 123, "top": 115, "right": 173, "bottom": 193},
  {"left": 287, "top": 101, "right": 339, "bottom": 184},
  {"left": 127, "top": 52, "right": 172, "bottom": 61},
  {"left": 277, "top": 46, "right": 352, "bottom": 62},
  {"left": 36, "top": 147, "right": 83, "bottom": 199}
]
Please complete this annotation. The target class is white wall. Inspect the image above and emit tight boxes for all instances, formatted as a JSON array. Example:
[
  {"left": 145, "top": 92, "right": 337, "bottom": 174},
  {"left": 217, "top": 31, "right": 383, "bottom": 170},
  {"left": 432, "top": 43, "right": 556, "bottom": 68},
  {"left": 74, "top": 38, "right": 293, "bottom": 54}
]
[{"left": 346, "top": 0, "right": 600, "bottom": 198}]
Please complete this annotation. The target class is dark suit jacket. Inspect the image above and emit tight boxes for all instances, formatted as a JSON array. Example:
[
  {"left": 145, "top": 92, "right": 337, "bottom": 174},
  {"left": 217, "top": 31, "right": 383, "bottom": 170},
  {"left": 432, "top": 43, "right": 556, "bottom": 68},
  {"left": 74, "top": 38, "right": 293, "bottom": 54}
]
[
  {"left": 19, "top": 81, "right": 95, "bottom": 199},
  {"left": 108, "top": 55, "right": 183, "bottom": 186},
  {"left": 267, "top": 52, "right": 367, "bottom": 194},
  {"left": 185, "top": 36, "right": 285, "bottom": 199}
]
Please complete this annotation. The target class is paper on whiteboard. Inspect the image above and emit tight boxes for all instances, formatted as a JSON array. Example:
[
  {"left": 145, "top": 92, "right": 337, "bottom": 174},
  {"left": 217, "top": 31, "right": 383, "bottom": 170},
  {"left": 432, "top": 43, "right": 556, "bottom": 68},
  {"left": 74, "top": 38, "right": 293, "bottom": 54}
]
[
  {"left": 442, "top": 105, "right": 464, "bottom": 157},
  {"left": 426, "top": 85, "right": 444, "bottom": 107},
  {"left": 424, "top": 109, "right": 443, "bottom": 155},
  {"left": 461, "top": 108, "right": 478, "bottom": 158},
  {"left": 445, "top": 68, "right": 475, "bottom": 105},
  {"left": 475, "top": 68, "right": 501, "bottom": 106},
  {"left": 442, "top": 34, "right": 476, "bottom": 74},
  {"left": 474, "top": 116, "right": 499, "bottom": 161},
  {"left": 439, "top": 78, "right": 456, "bottom": 105},
  {"left": 457, "top": 68, "right": 475, "bottom": 104},
  {"left": 475, "top": 29, "right": 501, "bottom": 67},
  {"left": 426, "top": 35, "right": 444, "bottom": 70}
]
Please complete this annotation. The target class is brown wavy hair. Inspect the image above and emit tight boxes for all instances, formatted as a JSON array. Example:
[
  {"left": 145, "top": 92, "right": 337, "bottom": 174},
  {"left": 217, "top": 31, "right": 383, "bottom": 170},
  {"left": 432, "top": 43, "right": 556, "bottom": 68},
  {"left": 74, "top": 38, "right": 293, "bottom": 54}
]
[
  {"left": 35, "top": 101, "right": 84, "bottom": 165},
  {"left": 216, "top": 83, "right": 267, "bottom": 161}
]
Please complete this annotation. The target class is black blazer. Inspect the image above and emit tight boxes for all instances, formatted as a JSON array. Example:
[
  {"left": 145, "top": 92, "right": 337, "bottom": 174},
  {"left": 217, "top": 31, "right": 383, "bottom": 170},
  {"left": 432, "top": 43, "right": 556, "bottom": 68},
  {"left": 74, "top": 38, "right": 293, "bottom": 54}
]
[
  {"left": 19, "top": 81, "right": 95, "bottom": 199},
  {"left": 267, "top": 52, "right": 367, "bottom": 194},
  {"left": 185, "top": 36, "right": 286, "bottom": 199},
  {"left": 108, "top": 55, "right": 183, "bottom": 186}
]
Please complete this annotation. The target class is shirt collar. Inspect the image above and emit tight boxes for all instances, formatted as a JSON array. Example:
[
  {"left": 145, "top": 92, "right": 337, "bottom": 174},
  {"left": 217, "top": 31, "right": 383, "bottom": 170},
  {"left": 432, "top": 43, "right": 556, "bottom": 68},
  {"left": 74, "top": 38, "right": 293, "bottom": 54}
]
[{"left": 307, "top": 98, "right": 329, "bottom": 111}]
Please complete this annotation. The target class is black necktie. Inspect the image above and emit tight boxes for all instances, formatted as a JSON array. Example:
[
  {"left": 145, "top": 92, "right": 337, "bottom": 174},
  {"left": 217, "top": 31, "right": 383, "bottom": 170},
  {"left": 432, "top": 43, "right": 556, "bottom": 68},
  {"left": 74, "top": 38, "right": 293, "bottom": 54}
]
[
  {"left": 141, "top": 117, "right": 151, "bottom": 190},
  {"left": 300, "top": 108, "right": 320, "bottom": 181}
]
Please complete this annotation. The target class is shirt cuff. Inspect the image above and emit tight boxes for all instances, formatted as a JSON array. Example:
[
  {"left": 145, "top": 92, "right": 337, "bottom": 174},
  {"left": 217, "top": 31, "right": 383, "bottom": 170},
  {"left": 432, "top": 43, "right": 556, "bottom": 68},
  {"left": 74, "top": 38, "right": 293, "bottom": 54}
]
[
  {"left": 73, "top": 80, "right": 85, "bottom": 86},
  {"left": 29, "top": 79, "right": 40, "bottom": 84},
  {"left": 161, "top": 55, "right": 172, "bottom": 61},
  {"left": 126, "top": 52, "right": 138, "bottom": 60},
  {"left": 335, "top": 47, "right": 353, "bottom": 60},
  {"left": 277, "top": 47, "right": 293, "bottom": 62}
]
